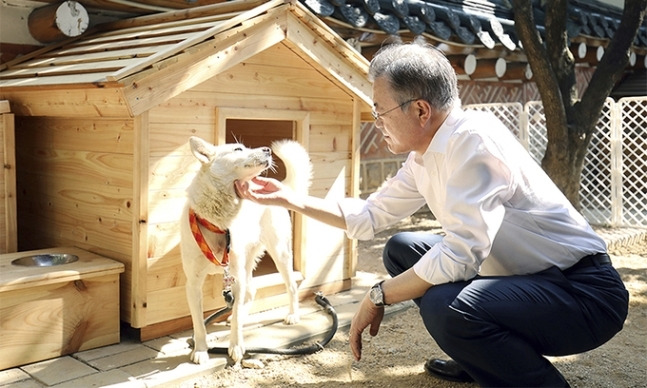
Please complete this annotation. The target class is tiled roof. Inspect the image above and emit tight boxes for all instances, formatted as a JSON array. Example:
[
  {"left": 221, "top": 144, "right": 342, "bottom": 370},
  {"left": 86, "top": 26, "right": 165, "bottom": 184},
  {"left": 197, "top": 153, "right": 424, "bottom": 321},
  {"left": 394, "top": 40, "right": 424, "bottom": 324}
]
[{"left": 299, "top": 0, "right": 647, "bottom": 53}]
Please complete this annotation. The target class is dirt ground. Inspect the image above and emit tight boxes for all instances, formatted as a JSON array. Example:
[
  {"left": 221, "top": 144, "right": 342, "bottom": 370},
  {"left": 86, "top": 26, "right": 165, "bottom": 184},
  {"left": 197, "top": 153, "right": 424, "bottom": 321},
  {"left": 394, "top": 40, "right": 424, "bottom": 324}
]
[{"left": 182, "top": 214, "right": 647, "bottom": 388}]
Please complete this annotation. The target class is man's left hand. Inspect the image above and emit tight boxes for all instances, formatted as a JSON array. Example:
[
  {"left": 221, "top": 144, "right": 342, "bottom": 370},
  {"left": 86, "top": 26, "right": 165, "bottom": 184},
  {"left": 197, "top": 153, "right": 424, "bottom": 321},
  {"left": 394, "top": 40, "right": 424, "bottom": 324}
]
[{"left": 349, "top": 293, "right": 385, "bottom": 361}]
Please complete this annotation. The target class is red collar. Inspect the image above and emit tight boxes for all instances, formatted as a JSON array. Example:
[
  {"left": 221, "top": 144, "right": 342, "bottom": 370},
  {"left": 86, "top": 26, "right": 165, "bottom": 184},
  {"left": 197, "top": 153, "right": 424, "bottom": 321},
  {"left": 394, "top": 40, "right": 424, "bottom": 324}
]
[{"left": 188, "top": 208, "right": 230, "bottom": 266}]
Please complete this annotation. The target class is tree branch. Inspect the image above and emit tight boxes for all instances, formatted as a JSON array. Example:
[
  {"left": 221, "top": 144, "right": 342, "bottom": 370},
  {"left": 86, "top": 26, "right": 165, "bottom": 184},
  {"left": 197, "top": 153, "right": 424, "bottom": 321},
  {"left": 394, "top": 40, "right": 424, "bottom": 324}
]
[
  {"left": 545, "top": 0, "right": 577, "bottom": 105},
  {"left": 511, "top": 0, "right": 568, "bottom": 147},
  {"left": 579, "top": 0, "right": 647, "bottom": 117}
]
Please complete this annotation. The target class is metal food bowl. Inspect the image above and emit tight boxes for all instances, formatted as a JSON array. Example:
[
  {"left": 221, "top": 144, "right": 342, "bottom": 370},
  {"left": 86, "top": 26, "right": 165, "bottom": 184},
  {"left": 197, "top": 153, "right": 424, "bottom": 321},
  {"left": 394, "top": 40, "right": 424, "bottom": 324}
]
[{"left": 11, "top": 253, "right": 80, "bottom": 267}]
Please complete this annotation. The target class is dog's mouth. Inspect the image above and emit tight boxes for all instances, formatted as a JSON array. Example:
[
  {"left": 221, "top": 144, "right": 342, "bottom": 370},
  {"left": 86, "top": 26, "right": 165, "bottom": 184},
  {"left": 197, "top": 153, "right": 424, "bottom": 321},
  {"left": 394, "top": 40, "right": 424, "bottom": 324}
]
[{"left": 241, "top": 156, "right": 275, "bottom": 180}]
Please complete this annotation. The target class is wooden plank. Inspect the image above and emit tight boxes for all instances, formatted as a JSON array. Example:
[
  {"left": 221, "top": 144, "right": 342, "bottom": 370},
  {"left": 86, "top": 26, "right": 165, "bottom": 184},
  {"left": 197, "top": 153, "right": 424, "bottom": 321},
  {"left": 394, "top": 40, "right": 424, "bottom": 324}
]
[
  {"left": 131, "top": 112, "right": 149, "bottom": 328},
  {"left": 0, "top": 58, "right": 143, "bottom": 80},
  {"left": 95, "top": 0, "right": 267, "bottom": 31},
  {"left": 146, "top": 221, "right": 182, "bottom": 262},
  {"left": 107, "top": 0, "right": 287, "bottom": 82},
  {"left": 0, "top": 73, "right": 118, "bottom": 88},
  {"left": 148, "top": 154, "right": 199, "bottom": 191},
  {"left": 124, "top": 12, "right": 288, "bottom": 116},
  {"left": 15, "top": 194, "right": 133, "bottom": 254},
  {"left": 149, "top": 122, "right": 213, "bottom": 155},
  {"left": 1, "top": 113, "right": 17, "bottom": 253},
  {"left": 0, "top": 274, "right": 121, "bottom": 370},
  {"left": 15, "top": 117, "right": 134, "bottom": 154},
  {"left": 44, "top": 32, "right": 197, "bottom": 57},
  {"left": 284, "top": 14, "right": 372, "bottom": 107},
  {"left": 0, "top": 247, "right": 124, "bottom": 289},
  {"left": 193, "top": 61, "right": 349, "bottom": 100},
  {"left": 28, "top": 44, "right": 177, "bottom": 67},
  {"left": 308, "top": 124, "right": 352, "bottom": 153},
  {"left": 0, "top": 87, "right": 131, "bottom": 117},
  {"left": 0, "top": 101, "right": 10, "bottom": 113},
  {"left": 82, "top": 17, "right": 232, "bottom": 43},
  {"left": 18, "top": 170, "right": 133, "bottom": 220},
  {"left": 16, "top": 148, "right": 133, "bottom": 188},
  {"left": 145, "top": 251, "right": 185, "bottom": 293}
]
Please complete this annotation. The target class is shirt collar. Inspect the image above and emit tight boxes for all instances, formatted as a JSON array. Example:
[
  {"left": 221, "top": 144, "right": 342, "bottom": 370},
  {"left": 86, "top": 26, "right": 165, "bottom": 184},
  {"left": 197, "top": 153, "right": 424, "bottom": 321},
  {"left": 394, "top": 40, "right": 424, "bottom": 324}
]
[{"left": 413, "top": 103, "right": 465, "bottom": 165}]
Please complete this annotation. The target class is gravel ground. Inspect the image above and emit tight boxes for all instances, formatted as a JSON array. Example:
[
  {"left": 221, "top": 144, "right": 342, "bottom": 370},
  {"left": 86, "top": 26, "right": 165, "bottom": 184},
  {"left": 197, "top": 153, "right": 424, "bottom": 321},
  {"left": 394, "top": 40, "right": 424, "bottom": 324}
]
[{"left": 182, "top": 214, "right": 647, "bottom": 387}]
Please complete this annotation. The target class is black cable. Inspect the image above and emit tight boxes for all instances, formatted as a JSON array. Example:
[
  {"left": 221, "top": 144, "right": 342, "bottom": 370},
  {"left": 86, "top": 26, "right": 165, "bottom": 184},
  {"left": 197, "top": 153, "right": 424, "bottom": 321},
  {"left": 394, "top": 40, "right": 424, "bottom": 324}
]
[{"left": 205, "top": 292, "right": 338, "bottom": 356}]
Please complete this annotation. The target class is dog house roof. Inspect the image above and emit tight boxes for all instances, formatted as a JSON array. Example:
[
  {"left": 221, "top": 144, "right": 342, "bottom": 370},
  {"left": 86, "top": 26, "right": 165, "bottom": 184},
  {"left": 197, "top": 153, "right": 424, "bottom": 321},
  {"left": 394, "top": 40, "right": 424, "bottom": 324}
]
[{"left": 0, "top": 0, "right": 372, "bottom": 117}]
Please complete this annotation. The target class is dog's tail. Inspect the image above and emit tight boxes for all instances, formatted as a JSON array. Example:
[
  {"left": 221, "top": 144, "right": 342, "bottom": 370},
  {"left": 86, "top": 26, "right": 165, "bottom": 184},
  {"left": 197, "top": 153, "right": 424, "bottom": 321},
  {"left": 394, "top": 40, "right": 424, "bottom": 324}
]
[{"left": 271, "top": 140, "right": 312, "bottom": 196}]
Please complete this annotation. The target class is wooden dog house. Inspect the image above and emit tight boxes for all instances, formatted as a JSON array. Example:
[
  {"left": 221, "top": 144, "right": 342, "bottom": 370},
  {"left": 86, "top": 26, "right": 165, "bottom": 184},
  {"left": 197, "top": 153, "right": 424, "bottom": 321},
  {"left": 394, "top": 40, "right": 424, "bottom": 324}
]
[{"left": 0, "top": 0, "right": 372, "bottom": 339}]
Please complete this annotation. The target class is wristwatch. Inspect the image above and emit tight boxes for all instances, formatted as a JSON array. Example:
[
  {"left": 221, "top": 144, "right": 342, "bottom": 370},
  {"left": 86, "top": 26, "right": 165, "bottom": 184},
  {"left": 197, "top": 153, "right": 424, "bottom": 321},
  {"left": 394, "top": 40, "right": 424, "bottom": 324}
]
[{"left": 369, "top": 280, "right": 387, "bottom": 306}]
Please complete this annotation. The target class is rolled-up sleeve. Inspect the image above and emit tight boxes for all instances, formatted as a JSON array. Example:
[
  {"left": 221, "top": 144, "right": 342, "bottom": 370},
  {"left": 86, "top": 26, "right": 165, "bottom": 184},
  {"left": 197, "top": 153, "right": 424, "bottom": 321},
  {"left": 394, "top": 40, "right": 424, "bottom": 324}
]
[{"left": 339, "top": 157, "right": 427, "bottom": 241}]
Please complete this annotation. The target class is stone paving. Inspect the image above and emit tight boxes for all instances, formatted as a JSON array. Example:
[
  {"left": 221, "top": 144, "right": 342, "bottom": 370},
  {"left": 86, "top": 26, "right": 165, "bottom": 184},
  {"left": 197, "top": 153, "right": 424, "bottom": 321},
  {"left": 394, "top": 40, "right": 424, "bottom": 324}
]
[
  {"left": 1, "top": 227, "right": 644, "bottom": 387},
  {"left": 0, "top": 271, "right": 397, "bottom": 388}
]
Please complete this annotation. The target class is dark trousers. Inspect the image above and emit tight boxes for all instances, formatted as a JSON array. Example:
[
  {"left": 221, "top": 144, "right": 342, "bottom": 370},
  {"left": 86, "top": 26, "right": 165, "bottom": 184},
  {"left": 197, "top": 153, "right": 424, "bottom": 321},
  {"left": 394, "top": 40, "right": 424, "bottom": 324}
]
[{"left": 383, "top": 232, "right": 629, "bottom": 387}]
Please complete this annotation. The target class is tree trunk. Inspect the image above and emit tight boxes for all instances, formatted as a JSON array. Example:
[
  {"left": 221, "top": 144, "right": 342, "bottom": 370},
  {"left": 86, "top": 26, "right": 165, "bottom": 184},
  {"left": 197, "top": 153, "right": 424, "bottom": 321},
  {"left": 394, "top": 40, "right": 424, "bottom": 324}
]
[{"left": 512, "top": 0, "right": 647, "bottom": 210}]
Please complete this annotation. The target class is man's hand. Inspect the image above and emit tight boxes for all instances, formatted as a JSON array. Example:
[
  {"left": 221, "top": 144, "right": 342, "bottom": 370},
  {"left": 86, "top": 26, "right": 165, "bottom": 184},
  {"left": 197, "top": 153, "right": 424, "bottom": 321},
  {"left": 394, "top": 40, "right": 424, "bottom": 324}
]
[
  {"left": 234, "top": 176, "right": 289, "bottom": 206},
  {"left": 349, "top": 293, "right": 385, "bottom": 361}
]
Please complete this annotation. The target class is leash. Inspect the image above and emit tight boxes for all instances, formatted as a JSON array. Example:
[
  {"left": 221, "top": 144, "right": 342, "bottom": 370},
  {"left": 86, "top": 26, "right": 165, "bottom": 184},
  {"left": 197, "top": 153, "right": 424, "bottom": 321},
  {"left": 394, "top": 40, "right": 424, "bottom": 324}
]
[{"left": 204, "top": 292, "right": 338, "bottom": 356}]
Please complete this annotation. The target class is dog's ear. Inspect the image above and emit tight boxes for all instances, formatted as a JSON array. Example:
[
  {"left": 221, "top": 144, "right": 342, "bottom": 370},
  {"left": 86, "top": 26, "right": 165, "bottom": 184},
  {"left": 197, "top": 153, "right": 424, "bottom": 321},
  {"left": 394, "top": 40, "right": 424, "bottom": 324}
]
[{"left": 189, "top": 136, "right": 216, "bottom": 164}]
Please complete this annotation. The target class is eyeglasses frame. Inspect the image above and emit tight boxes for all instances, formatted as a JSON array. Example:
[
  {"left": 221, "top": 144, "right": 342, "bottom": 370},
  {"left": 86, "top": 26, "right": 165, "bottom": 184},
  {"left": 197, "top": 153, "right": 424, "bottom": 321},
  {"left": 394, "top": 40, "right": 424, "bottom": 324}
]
[{"left": 371, "top": 98, "right": 419, "bottom": 121}]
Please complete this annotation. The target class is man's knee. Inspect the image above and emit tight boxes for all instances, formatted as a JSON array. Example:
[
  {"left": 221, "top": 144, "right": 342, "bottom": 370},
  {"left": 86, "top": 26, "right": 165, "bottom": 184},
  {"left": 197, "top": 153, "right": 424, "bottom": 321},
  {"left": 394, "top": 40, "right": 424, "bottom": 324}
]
[
  {"left": 418, "top": 285, "right": 469, "bottom": 345},
  {"left": 382, "top": 233, "right": 412, "bottom": 276}
]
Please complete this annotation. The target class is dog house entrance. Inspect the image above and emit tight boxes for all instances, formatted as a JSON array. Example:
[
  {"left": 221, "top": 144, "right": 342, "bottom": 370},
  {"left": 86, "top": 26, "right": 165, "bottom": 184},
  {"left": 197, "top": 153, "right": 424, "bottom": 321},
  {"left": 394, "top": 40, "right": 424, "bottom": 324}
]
[{"left": 225, "top": 118, "right": 297, "bottom": 278}]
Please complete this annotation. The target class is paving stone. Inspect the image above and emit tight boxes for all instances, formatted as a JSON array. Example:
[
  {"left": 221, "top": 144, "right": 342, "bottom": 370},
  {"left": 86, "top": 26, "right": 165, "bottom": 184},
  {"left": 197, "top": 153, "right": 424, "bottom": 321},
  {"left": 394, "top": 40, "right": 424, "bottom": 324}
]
[
  {"left": 0, "top": 368, "right": 33, "bottom": 386},
  {"left": 51, "top": 369, "right": 143, "bottom": 388},
  {"left": 0, "top": 377, "right": 43, "bottom": 388},
  {"left": 74, "top": 341, "right": 142, "bottom": 363},
  {"left": 85, "top": 346, "right": 160, "bottom": 371},
  {"left": 144, "top": 337, "right": 191, "bottom": 356},
  {"left": 20, "top": 357, "right": 97, "bottom": 386},
  {"left": 119, "top": 353, "right": 225, "bottom": 388}
]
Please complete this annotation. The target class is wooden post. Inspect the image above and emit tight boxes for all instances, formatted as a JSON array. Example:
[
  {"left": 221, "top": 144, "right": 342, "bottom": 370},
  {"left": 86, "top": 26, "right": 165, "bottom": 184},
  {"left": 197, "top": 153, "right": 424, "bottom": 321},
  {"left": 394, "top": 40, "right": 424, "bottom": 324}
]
[{"left": 28, "top": 1, "right": 89, "bottom": 43}]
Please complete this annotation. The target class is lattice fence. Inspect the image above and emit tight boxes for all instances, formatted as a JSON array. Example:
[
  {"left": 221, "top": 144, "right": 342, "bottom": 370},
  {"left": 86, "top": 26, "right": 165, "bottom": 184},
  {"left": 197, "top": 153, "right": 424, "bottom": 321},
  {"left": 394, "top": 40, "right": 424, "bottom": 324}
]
[
  {"left": 466, "top": 97, "right": 647, "bottom": 227},
  {"left": 359, "top": 98, "right": 646, "bottom": 227}
]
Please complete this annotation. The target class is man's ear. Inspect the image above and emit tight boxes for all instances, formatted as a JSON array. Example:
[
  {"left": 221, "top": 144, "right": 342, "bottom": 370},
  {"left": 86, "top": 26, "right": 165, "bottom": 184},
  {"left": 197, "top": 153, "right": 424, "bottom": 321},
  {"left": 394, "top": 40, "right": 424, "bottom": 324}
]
[
  {"left": 415, "top": 99, "right": 433, "bottom": 125},
  {"left": 189, "top": 136, "right": 216, "bottom": 164}
]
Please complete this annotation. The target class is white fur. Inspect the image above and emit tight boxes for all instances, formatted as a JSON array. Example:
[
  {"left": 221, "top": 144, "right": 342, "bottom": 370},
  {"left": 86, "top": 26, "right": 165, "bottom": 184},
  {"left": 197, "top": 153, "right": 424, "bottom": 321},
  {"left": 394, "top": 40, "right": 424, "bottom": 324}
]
[{"left": 180, "top": 136, "right": 312, "bottom": 366}]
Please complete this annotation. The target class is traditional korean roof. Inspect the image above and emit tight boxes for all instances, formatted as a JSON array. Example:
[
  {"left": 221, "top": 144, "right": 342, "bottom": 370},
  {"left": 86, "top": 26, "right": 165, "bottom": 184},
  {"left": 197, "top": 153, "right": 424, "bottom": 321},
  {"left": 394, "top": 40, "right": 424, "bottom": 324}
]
[
  {"left": 0, "top": 0, "right": 372, "bottom": 115},
  {"left": 300, "top": 0, "right": 647, "bottom": 55}
]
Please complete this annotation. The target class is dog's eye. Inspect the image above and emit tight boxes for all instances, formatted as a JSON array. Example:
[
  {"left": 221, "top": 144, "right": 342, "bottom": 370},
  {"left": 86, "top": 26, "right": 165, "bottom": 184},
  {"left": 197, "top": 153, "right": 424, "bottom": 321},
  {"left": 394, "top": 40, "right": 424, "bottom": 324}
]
[{"left": 234, "top": 147, "right": 243, "bottom": 151}]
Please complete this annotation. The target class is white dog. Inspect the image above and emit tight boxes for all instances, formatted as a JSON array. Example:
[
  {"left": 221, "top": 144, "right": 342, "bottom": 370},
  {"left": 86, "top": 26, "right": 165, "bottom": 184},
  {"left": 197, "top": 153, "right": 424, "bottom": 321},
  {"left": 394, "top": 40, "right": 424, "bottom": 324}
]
[{"left": 180, "top": 136, "right": 311, "bottom": 366}]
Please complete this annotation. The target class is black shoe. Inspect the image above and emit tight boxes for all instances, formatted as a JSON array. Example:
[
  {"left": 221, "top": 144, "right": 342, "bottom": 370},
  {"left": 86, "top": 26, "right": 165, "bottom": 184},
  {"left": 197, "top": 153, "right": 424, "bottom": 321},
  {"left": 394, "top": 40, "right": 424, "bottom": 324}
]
[{"left": 424, "top": 358, "right": 475, "bottom": 383}]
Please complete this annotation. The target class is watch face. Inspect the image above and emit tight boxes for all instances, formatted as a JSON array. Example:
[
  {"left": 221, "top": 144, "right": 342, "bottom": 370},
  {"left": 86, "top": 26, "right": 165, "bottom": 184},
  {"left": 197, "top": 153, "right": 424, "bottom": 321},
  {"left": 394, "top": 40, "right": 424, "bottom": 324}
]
[{"left": 370, "top": 284, "right": 383, "bottom": 305}]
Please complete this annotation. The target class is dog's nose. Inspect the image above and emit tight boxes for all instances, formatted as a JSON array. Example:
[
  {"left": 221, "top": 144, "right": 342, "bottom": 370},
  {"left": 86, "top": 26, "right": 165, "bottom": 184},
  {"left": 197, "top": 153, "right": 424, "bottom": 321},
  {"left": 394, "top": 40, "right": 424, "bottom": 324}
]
[{"left": 262, "top": 147, "right": 271, "bottom": 155}]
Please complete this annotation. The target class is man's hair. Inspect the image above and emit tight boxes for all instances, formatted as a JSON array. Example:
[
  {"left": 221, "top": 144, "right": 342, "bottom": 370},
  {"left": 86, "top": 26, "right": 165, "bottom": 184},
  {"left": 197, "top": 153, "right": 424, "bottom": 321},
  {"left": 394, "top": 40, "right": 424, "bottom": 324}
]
[{"left": 368, "top": 39, "right": 458, "bottom": 112}]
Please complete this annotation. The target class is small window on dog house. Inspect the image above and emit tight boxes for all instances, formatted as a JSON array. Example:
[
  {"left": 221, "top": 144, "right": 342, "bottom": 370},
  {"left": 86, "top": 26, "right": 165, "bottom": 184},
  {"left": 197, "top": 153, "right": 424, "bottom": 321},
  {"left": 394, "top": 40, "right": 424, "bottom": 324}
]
[{"left": 217, "top": 108, "right": 309, "bottom": 283}]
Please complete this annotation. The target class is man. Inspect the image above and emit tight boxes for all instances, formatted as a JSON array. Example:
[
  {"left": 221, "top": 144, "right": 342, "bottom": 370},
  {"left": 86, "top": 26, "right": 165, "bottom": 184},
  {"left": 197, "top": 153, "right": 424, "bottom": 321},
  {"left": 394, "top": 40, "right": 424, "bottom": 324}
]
[{"left": 235, "top": 41, "right": 628, "bottom": 387}]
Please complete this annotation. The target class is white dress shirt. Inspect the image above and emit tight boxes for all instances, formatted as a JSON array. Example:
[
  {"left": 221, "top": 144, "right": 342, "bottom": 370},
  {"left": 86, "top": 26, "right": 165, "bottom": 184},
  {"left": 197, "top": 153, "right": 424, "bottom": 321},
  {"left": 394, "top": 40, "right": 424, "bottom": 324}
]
[{"left": 340, "top": 106, "right": 607, "bottom": 285}]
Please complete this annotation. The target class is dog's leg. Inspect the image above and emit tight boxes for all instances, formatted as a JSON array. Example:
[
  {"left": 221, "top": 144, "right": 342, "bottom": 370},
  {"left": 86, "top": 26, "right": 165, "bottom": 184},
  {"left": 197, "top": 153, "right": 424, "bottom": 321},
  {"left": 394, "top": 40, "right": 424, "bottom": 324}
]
[
  {"left": 228, "top": 263, "right": 247, "bottom": 365},
  {"left": 266, "top": 243, "right": 300, "bottom": 325},
  {"left": 185, "top": 269, "right": 211, "bottom": 364}
]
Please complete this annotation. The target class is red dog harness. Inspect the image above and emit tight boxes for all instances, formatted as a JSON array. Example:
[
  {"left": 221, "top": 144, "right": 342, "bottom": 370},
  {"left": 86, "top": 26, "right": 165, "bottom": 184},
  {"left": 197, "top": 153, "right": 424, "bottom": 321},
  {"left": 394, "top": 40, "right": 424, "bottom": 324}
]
[{"left": 188, "top": 208, "right": 230, "bottom": 266}]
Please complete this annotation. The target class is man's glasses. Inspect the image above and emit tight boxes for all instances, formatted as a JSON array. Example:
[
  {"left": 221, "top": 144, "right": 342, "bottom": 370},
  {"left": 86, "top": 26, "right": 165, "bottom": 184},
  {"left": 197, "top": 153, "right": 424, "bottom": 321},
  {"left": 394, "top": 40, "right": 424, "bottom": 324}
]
[{"left": 371, "top": 98, "right": 418, "bottom": 121}]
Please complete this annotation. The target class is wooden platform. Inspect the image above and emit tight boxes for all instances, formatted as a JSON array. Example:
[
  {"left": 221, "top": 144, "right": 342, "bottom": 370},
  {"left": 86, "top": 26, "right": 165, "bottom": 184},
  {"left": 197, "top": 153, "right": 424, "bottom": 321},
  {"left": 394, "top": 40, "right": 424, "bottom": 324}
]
[{"left": 0, "top": 247, "right": 124, "bottom": 370}]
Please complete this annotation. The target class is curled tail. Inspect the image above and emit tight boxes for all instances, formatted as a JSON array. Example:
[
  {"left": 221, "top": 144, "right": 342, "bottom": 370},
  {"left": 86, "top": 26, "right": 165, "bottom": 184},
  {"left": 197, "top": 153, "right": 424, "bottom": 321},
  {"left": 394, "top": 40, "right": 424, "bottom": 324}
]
[{"left": 271, "top": 140, "right": 312, "bottom": 196}]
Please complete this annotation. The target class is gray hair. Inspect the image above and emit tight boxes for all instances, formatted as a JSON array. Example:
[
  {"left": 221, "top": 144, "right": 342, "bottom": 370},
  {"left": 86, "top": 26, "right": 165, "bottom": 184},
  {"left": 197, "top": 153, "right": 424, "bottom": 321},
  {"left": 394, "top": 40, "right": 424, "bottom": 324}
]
[{"left": 368, "top": 39, "right": 458, "bottom": 112}]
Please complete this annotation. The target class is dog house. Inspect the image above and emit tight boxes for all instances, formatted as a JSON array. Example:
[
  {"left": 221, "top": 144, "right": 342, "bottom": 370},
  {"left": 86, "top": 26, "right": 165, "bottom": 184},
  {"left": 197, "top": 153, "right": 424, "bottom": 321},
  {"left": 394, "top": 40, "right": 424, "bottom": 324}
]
[{"left": 0, "top": 0, "right": 372, "bottom": 339}]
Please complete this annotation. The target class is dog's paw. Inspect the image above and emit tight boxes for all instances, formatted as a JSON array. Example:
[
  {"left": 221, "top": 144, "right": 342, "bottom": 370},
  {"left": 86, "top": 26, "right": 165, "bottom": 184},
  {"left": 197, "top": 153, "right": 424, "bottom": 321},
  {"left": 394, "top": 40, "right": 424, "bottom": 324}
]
[
  {"left": 284, "top": 313, "right": 300, "bottom": 325},
  {"left": 229, "top": 344, "right": 245, "bottom": 364},
  {"left": 190, "top": 349, "right": 210, "bottom": 365},
  {"left": 242, "top": 359, "right": 265, "bottom": 369}
]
